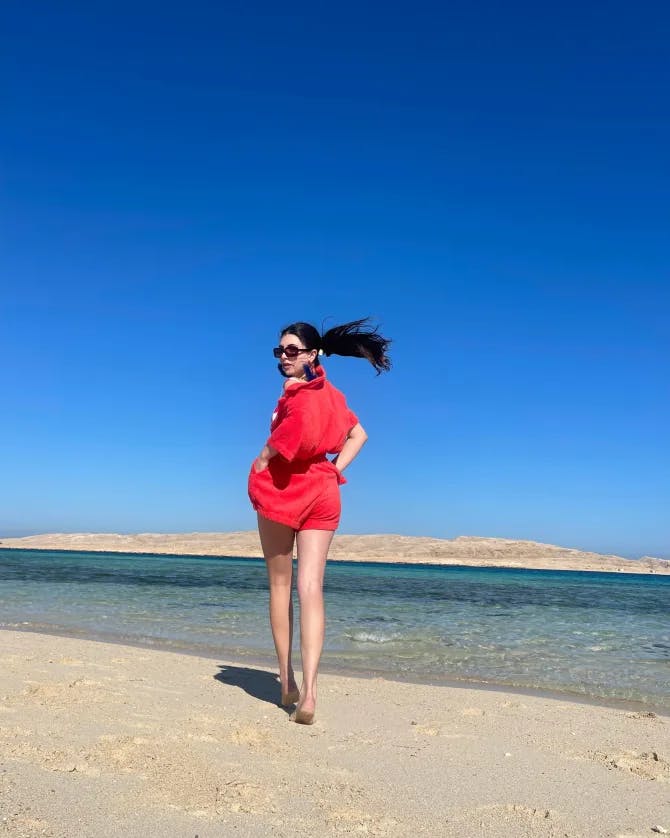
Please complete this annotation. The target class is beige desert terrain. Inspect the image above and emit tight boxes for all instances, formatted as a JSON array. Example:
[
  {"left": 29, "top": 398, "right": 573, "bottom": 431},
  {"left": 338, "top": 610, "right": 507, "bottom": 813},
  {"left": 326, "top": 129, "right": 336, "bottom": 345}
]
[{"left": 1, "top": 530, "right": 668, "bottom": 574}]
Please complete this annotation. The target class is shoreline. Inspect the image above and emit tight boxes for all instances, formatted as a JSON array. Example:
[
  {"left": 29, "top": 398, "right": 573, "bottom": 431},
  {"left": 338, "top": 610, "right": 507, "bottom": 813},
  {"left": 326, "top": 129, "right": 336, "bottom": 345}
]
[
  {"left": 3, "top": 624, "right": 668, "bottom": 717},
  {"left": 2, "top": 531, "right": 669, "bottom": 574},
  {"left": 4, "top": 543, "right": 666, "bottom": 578},
  {"left": 2, "top": 628, "right": 669, "bottom": 837}
]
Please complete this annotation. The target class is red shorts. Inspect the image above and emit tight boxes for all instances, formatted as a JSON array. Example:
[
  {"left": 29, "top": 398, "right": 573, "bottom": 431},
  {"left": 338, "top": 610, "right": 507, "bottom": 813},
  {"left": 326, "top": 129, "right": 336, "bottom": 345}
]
[{"left": 248, "top": 457, "right": 343, "bottom": 531}]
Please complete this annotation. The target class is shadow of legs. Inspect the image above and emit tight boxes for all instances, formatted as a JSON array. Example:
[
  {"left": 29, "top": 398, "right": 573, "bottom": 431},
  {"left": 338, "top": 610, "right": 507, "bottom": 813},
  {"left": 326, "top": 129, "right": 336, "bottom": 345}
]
[{"left": 214, "top": 664, "right": 286, "bottom": 709}]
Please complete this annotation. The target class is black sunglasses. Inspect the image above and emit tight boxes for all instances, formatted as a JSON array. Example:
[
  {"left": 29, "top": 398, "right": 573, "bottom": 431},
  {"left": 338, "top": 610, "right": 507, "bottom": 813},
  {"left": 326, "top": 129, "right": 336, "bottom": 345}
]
[{"left": 272, "top": 344, "right": 310, "bottom": 359}]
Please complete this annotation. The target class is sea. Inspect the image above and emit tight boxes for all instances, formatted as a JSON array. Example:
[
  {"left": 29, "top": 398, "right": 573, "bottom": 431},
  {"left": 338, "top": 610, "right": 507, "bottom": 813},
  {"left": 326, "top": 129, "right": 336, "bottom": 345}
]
[{"left": 1, "top": 548, "right": 669, "bottom": 711}]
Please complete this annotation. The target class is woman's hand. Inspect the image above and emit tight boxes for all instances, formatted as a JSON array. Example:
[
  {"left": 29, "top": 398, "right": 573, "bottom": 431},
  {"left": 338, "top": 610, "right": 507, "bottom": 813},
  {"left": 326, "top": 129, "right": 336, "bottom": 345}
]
[
  {"left": 253, "top": 443, "right": 278, "bottom": 473},
  {"left": 332, "top": 423, "right": 368, "bottom": 473}
]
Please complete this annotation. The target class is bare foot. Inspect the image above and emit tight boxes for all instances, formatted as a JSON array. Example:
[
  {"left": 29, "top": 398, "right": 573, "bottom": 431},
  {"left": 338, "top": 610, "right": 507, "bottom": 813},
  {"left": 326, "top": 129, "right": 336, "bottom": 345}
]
[
  {"left": 291, "top": 693, "right": 316, "bottom": 724},
  {"left": 280, "top": 671, "right": 299, "bottom": 706},
  {"left": 291, "top": 702, "right": 316, "bottom": 725},
  {"left": 298, "top": 694, "right": 315, "bottom": 714}
]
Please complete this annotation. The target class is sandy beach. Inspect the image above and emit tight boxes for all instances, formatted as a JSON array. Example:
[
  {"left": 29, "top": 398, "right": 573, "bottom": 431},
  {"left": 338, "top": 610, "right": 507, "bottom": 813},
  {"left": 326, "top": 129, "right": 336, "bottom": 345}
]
[
  {"left": 2, "top": 532, "right": 669, "bottom": 574},
  {"left": 1, "top": 630, "right": 668, "bottom": 837}
]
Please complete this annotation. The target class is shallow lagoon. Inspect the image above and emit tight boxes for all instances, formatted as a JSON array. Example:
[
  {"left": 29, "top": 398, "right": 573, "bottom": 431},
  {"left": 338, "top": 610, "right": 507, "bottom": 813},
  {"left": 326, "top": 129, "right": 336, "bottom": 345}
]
[{"left": 2, "top": 549, "right": 669, "bottom": 709}]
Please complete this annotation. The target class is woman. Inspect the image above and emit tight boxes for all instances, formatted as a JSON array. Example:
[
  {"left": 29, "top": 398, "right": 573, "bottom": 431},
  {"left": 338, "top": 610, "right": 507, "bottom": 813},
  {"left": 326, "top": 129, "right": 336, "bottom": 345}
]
[{"left": 248, "top": 318, "right": 391, "bottom": 724}]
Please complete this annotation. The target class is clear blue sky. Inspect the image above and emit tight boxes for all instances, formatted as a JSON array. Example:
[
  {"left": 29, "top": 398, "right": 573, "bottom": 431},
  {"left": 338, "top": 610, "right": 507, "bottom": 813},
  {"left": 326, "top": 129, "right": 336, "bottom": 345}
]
[{"left": 2, "top": 2, "right": 668, "bottom": 558}]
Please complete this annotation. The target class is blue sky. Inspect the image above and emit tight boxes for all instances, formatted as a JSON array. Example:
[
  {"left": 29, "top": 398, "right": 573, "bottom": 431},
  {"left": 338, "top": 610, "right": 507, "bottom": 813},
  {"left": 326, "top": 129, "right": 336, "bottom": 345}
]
[{"left": 2, "top": 2, "right": 668, "bottom": 558}]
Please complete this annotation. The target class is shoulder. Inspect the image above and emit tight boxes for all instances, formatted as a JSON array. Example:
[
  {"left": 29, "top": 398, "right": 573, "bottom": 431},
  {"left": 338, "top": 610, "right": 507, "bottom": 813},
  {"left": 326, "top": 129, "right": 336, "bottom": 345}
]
[
  {"left": 283, "top": 378, "right": 302, "bottom": 392},
  {"left": 323, "top": 379, "right": 349, "bottom": 401}
]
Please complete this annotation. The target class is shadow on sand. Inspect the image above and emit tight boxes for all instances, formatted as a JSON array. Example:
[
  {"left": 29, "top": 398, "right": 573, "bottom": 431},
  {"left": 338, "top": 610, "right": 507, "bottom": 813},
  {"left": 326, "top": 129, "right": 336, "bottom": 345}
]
[{"left": 214, "top": 663, "right": 289, "bottom": 710}]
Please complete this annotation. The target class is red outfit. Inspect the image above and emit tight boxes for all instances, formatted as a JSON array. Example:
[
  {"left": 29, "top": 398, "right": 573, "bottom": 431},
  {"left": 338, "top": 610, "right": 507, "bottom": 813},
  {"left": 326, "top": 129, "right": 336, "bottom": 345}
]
[{"left": 248, "top": 366, "right": 358, "bottom": 531}]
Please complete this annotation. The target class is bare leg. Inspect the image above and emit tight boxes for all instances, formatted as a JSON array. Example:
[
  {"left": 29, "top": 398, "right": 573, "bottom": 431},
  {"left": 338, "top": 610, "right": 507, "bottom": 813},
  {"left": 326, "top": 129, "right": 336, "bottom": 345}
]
[
  {"left": 294, "top": 528, "right": 334, "bottom": 720},
  {"left": 257, "top": 514, "right": 298, "bottom": 703}
]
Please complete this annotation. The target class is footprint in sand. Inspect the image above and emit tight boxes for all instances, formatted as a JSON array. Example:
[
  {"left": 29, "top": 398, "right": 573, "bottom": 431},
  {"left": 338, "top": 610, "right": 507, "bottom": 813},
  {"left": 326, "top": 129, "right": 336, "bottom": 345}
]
[
  {"left": 92, "top": 733, "right": 273, "bottom": 817},
  {"left": 186, "top": 731, "right": 219, "bottom": 743},
  {"left": 50, "top": 761, "right": 101, "bottom": 777},
  {"left": 411, "top": 723, "right": 441, "bottom": 736},
  {"left": 1, "top": 739, "right": 101, "bottom": 778},
  {"left": 2, "top": 815, "right": 57, "bottom": 838},
  {"left": 601, "top": 750, "right": 669, "bottom": 782},
  {"left": 229, "top": 722, "right": 288, "bottom": 755},
  {"left": 21, "top": 679, "right": 116, "bottom": 706},
  {"left": 0, "top": 704, "right": 17, "bottom": 714},
  {"left": 326, "top": 807, "right": 399, "bottom": 835},
  {"left": 625, "top": 711, "right": 661, "bottom": 722},
  {"left": 447, "top": 803, "right": 564, "bottom": 836},
  {"left": 0, "top": 724, "right": 35, "bottom": 738}
]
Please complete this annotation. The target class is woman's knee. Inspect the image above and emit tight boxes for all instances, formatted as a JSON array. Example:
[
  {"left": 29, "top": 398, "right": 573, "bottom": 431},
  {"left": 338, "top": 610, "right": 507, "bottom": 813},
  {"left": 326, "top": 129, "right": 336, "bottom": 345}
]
[
  {"left": 297, "top": 575, "right": 324, "bottom": 602},
  {"left": 268, "top": 574, "right": 293, "bottom": 594}
]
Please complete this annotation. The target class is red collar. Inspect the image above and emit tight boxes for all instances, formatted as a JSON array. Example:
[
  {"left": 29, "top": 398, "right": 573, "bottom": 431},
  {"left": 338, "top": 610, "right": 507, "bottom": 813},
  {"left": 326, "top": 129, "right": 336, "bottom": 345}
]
[{"left": 282, "top": 364, "right": 326, "bottom": 396}]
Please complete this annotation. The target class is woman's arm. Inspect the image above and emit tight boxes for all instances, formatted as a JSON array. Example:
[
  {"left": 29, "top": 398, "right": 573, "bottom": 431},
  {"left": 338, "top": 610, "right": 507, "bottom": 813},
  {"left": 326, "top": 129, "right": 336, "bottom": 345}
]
[
  {"left": 332, "top": 423, "right": 368, "bottom": 473},
  {"left": 254, "top": 443, "right": 278, "bottom": 472}
]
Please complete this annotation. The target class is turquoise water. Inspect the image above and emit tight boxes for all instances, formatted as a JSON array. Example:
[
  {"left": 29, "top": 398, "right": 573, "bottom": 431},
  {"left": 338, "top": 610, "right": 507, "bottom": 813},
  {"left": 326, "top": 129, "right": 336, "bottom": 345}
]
[{"left": 1, "top": 548, "right": 669, "bottom": 709}]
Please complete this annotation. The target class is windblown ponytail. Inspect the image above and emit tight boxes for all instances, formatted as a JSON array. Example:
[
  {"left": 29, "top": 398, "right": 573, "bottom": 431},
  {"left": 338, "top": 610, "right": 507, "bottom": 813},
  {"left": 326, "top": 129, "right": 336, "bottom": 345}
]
[
  {"left": 320, "top": 318, "right": 391, "bottom": 374},
  {"left": 280, "top": 317, "right": 392, "bottom": 375}
]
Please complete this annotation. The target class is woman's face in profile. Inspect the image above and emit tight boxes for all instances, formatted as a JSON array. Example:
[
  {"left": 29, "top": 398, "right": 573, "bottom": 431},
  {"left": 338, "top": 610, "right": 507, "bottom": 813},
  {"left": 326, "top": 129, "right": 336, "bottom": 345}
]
[{"left": 277, "top": 333, "right": 316, "bottom": 379}]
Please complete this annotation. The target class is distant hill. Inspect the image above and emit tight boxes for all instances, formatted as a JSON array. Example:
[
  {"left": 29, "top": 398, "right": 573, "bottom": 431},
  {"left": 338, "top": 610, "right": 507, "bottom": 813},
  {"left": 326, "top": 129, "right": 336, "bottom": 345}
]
[{"left": 1, "top": 531, "right": 668, "bottom": 574}]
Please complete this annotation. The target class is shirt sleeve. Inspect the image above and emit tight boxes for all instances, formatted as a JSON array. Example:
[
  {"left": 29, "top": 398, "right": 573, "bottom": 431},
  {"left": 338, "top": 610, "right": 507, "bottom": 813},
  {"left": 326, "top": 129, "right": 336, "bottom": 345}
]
[{"left": 267, "top": 401, "right": 318, "bottom": 462}]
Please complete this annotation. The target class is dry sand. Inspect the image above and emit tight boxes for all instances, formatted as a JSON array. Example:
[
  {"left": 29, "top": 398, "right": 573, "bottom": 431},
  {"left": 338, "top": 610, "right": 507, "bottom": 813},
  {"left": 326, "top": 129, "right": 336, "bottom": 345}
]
[
  {"left": 2, "top": 531, "right": 669, "bottom": 574},
  {"left": 1, "top": 630, "right": 669, "bottom": 837}
]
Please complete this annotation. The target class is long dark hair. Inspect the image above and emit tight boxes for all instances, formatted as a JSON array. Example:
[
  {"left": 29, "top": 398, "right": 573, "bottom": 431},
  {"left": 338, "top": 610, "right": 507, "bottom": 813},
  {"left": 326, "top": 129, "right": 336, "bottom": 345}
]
[{"left": 280, "top": 317, "right": 391, "bottom": 375}]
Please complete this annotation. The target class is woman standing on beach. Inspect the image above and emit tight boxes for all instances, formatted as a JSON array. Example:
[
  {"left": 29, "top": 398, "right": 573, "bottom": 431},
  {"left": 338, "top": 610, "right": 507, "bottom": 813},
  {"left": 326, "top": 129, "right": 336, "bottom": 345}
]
[{"left": 248, "top": 318, "right": 391, "bottom": 724}]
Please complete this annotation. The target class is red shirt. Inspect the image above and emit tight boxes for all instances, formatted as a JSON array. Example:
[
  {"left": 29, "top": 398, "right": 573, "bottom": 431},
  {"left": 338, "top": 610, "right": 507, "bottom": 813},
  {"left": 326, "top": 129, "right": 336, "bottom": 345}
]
[
  {"left": 268, "top": 366, "right": 358, "bottom": 464},
  {"left": 248, "top": 366, "right": 358, "bottom": 528}
]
